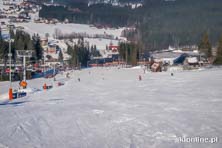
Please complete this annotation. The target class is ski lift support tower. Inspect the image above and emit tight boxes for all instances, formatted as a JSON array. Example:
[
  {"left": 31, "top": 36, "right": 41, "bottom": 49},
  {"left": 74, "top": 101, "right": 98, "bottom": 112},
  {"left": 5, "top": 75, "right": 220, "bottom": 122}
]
[{"left": 16, "top": 50, "right": 34, "bottom": 82}]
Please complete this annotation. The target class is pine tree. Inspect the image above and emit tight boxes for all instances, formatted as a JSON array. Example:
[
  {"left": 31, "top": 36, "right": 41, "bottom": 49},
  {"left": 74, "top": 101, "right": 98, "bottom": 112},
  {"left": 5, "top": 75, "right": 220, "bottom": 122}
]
[
  {"left": 9, "top": 29, "right": 15, "bottom": 39},
  {"left": 2, "top": 42, "right": 9, "bottom": 70},
  {"left": 14, "top": 30, "right": 32, "bottom": 51},
  {"left": 27, "top": 39, "right": 33, "bottom": 50},
  {"left": 67, "top": 45, "right": 78, "bottom": 67},
  {"left": 93, "top": 45, "right": 97, "bottom": 51},
  {"left": 0, "top": 29, "right": 2, "bottom": 41},
  {"left": 17, "top": 38, "right": 25, "bottom": 50},
  {"left": 214, "top": 35, "right": 222, "bottom": 65},
  {"left": 0, "top": 30, "right": 3, "bottom": 55},
  {"left": 67, "top": 44, "right": 72, "bottom": 55},
  {"left": 58, "top": 50, "right": 64, "bottom": 63},
  {"left": 130, "top": 43, "right": 138, "bottom": 66},
  {"left": 90, "top": 45, "right": 94, "bottom": 52},
  {"left": 32, "top": 34, "right": 43, "bottom": 61},
  {"left": 198, "top": 32, "right": 212, "bottom": 57},
  {"left": 118, "top": 42, "right": 138, "bottom": 65},
  {"left": 0, "top": 30, "right": 9, "bottom": 70}
]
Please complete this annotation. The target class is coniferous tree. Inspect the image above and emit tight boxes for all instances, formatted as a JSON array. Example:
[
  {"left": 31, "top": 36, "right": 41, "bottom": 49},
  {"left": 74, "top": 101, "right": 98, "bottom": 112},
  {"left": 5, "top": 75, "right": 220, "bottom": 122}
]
[
  {"left": 214, "top": 35, "right": 222, "bottom": 65},
  {"left": 67, "top": 44, "right": 73, "bottom": 55},
  {"left": 69, "top": 45, "right": 78, "bottom": 67},
  {"left": 0, "top": 29, "right": 2, "bottom": 41},
  {"left": 130, "top": 43, "right": 137, "bottom": 66},
  {"left": 0, "top": 30, "right": 9, "bottom": 70},
  {"left": 0, "top": 30, "right": 3, "bottom": 56},
  {"left": 9, "top": 29, "right": 15, "bottom": 39},
  {"left": 14, "top": 30, "right": 32, "bottom": 51},
  {"left": 67, "top": 43, "right": 90, "bottom": 67},
  {"left": 33, "top": 34, "right": 43, "bottom": 61},
  {"left": 198, "top": 32, "right": 212, "bottom": 58},
  {"left": 119, "top": 42, "right": 138, "bottom": 65},
  {"left": 2, "top": 42, "right": 9, "bottom": 70},
  {"left": 58, "top": 50, "right": 64, "bottom": 63}
]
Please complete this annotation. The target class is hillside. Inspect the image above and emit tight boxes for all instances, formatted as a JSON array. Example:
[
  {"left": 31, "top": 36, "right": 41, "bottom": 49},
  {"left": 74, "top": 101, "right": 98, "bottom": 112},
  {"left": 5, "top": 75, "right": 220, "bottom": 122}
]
[
  {"left": 139, "top": 0, "right": 222, "bottom": 49},
  {"left": 39, "top": 0, "right": 222, "bottom": 49}
]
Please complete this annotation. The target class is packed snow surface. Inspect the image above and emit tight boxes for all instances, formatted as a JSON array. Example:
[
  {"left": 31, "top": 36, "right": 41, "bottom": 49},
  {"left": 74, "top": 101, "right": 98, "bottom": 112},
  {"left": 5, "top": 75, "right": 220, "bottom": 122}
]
[{"left": 0, "top": 67, "right": 222, "bottom": 148}]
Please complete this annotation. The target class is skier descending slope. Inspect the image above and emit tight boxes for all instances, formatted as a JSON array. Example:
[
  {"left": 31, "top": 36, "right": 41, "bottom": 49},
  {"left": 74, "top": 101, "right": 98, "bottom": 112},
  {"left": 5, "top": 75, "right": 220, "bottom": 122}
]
[{"left": 139, "top": 75, "right": 142, "bottom": 81}]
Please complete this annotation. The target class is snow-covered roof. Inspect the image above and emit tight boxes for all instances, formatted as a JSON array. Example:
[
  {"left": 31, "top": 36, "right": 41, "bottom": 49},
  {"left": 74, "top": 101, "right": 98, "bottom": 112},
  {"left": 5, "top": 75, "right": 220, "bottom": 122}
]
[{"left": 187, "top": 57, "right": 198, "bottom": 64}]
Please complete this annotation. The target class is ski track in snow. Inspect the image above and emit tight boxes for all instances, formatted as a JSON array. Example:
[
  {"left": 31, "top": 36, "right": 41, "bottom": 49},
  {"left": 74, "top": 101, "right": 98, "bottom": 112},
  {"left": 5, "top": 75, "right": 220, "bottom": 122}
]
[{"left": 0, "top": 67, "right": 222, "bottom": 148}]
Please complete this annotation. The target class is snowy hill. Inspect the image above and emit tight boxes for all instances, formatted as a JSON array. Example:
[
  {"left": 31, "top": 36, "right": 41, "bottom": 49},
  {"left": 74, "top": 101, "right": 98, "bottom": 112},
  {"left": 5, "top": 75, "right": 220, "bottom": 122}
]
[
  {"left": 14, "top": 22, "right": 124, "bottom": 39},
  {"left": 0, "top": 67, "right": 222, "bottom": 147}
]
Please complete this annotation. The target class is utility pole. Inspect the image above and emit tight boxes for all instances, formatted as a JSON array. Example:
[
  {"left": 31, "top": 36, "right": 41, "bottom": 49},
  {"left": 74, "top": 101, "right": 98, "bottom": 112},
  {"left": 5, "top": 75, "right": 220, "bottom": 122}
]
[
  {"left": 43, "top": 55, "right": 45, "bottom": 77},
  {"left": 2, "top": 25, "right": 13, "bottom": 99},
  {"left": 125, "top": 46, "right": 128, "bottom": 66},
  {"left": 8, "top": 25, "right": 13, "bottom": 100},
  {"left": 17, "top": 50, "right": 33, "bottom": 89},
  {"left": 23, "top": 56, "right": 26, "bottom": 82},
  {"left": 9, "top": 30, "right": 12, "bottom": 88},
  {"left": 53, "top": 64, "right": 56, "bottom": 76}
]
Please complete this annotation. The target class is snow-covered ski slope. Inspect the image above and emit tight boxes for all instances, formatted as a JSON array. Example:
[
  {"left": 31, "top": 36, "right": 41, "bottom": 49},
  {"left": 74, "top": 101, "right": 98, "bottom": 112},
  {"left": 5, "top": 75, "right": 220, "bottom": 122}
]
[
  {"left": 0, "top": 67, "right": 222, "bottom": 148},
  {"left": 0, "top": 73, "right": 69, "bottom": 101},
  {"left": 12, "top": 22, "right": 124, "bottom": 50},
  {"left": 15, "top": 22, "right": 124, "bottom": 39}
]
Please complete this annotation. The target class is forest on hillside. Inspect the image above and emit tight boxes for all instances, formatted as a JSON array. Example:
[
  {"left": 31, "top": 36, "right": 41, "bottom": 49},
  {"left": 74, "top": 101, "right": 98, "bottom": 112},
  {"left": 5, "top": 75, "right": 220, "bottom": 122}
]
[
  {"left": 39, "top": 4, "right": 139, "bottom": 27},
  {"left": 39, "top": 0, "right": 222, "bottom": 49},
  {"left": 139, "top": 0, "right": 222, "bottom": 49}
]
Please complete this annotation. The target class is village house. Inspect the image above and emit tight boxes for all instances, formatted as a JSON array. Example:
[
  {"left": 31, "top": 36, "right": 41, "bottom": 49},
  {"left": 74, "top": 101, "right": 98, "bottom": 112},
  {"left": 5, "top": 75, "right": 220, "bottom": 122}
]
[
  {"left": 40, "top": 38, "right": 48, "bottom": 47},
  {"left": 41, "top": 39, "right": 70, "bottom": 66}
]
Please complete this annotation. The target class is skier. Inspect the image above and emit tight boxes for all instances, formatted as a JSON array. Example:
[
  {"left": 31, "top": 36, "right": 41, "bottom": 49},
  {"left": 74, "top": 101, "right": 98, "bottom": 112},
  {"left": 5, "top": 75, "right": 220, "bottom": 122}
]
[
  {"left": 139, "top": 75, "right": 142, "bottom": 81},
  {"left": 19, "top": 80, "right": 27, "bottom": 89},
  {"left": 171, "top": 73, "right": 174, "bottom": 76},
  {"left": 78, "top": 78, "right": 80, "bottom": 82},
  {"left": 43, "top": 83, "right": 47, "bottom": 90},
  {"left": 66, "top": 72, "right": 70, "bottom": 78}
]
